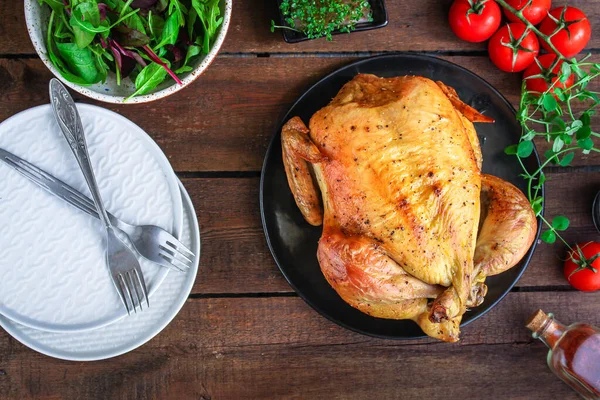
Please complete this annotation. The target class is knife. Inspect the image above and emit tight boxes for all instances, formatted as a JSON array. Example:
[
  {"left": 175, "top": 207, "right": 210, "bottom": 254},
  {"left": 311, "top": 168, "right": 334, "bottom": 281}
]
[{"left": 0, "top": 147, "right": 114, "bottom": 224}]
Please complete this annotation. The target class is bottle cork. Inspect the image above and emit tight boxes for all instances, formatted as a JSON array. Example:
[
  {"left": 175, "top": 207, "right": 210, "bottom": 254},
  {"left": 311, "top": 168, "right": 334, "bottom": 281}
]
[{"left": 526, "top": 309, "right": 550, "bottom": 333}]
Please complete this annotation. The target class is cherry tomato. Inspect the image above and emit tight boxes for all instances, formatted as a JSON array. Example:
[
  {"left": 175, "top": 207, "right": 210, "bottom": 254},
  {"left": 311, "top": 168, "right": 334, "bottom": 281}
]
[
  {"left": 539, "top": 6, "right": 591, "bottom": 57},
  {"left": 503, "top": 0, "right": 551, "bottom": 25},
  {"left": 523, "top": 54, "right": 575, "bottom": 96},
  {"left": 449, "top": 0, "right": 502, "bottom": 43},
  {"left": 564, "top": 242, "right": 600, "bottom": 292},
  {"left": 488, "top": 23, "right": 539, "bottom": 72}
]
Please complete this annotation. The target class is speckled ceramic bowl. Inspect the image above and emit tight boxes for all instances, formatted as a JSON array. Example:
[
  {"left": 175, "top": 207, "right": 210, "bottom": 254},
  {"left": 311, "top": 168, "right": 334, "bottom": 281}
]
[{"left": 24, "top": 1, "right": 232, "bottom": 103}]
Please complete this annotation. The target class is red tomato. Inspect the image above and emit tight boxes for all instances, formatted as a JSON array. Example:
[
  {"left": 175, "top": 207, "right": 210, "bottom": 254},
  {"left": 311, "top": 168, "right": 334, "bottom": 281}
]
[
  {"left": 539, "top": 6, "right": 591, "bottom": 57},
  {"left": 523, "top": 54, "right": 575, "bottom": 96},
  {"left": 564, "top": 242, "right": 600, "bottom": 292},
  {"left": 488, "top": 23, "right": 539, "bottom": 72},
  {"left": 503, "top": 0, "right": 551, "bottom": 25},
  {"left": 449, "top": 0, "right": 502, "bottom": 43}
]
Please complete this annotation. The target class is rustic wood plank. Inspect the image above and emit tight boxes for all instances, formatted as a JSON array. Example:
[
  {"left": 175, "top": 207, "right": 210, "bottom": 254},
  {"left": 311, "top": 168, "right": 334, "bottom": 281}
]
[
  {"left": 187, "top": 171, "right": 599, "bottom": 295},
  {"left": 1, "top": 292, "right": 595, "bottom": 399},
  {"left": 224, "top": 0, "right": 600, "bottom": 53},
  {"left": 1, "top": 56, "right": 599, "bottom": 172},
  {"left": 5, "top": 0, "right": 600, "bottom": 55}
]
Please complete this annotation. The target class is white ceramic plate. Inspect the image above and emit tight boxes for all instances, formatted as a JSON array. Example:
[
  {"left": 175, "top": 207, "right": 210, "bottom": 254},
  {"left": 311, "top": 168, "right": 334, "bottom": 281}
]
[
  {"left": 23, "top": 0, "right": 232, "bottom": 103},
  {"left": 0, "top": 180, "right": 199, "bottom": 361},
  {"left": 0, "top": 104, "right": 182, "bottom": 332}
]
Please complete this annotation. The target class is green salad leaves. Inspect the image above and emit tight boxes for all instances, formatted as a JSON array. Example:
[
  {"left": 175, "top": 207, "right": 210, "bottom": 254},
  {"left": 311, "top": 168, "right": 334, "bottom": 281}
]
[{"left": 40, "top": 0, "right": 224, "bottom": 100}]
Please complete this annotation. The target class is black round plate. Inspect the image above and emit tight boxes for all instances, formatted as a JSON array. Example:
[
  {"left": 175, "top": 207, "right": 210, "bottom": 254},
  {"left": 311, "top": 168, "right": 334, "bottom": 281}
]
[{"left": 260, "top": 54, "right": 542, "bottom": 339}]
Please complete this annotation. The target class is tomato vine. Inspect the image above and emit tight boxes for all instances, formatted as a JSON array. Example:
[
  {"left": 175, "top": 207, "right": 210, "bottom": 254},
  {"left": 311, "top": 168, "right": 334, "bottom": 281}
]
[{"left": 495, "top": 0, "right": 600, "bottom": 248}]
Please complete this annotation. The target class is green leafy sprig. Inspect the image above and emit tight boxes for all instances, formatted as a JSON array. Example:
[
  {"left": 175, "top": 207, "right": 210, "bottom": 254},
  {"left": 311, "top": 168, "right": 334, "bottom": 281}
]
[
  {"left": 496, "top": 0, "right": 600, "bottom": 248},
  {"left": 270, "top": 0, "right": 373, "bottom": 41}
]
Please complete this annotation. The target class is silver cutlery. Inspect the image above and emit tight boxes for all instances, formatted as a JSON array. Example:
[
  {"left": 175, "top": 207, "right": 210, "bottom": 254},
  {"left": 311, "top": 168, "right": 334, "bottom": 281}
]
[
  {"left": 0, "top": 147, "right": 194, "bottom": 273},
  {"left": 49, "top": 78, "right": 148, "bottom": 314}
]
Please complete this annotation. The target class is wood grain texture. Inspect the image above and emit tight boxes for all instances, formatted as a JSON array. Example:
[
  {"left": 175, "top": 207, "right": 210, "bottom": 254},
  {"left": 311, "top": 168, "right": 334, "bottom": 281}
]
[
  {"left": 1, "top": 2, "right": 600, "bottom": 398},
  {"left": 187, "top": 172, "right": 600, "bottom": 295},
  {"left": 1, "top": 56, "right": 599, "bottom": 172},
  {"left": 0, "top": 292, "right": 593, "bottom": 399},
  {"left": 5, "top": 0, "right": 600, "bottom": 55}
]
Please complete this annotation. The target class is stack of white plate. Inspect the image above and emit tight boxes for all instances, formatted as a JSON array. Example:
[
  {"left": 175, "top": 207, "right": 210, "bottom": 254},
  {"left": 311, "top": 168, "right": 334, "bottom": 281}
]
[{"left": 0, "top": 104, "right": 199, "bottom": 360}]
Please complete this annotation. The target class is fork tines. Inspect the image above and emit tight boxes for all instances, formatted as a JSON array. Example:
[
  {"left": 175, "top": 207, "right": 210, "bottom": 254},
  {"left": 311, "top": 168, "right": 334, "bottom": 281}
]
[
  {"left": 158, "top": 238, "right": 194, "bottom": 272},
  {"left": 117, "top": 269, "right": 149, "bottom": 314}
]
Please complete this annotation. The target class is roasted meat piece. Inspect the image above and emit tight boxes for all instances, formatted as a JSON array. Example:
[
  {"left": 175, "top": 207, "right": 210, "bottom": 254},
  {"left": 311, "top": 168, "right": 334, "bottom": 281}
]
[{"left": 281, "top": 74, "right": 536, "bottom": 342}]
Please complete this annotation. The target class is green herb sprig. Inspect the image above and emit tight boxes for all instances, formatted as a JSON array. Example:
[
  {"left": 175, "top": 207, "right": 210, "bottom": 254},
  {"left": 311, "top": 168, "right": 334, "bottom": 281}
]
[
  {"left": 496, "top": 0, "right": 600, "bottom": 248},
  {"left": 271, "top": 0, "right": 373, "bottom": 41}
]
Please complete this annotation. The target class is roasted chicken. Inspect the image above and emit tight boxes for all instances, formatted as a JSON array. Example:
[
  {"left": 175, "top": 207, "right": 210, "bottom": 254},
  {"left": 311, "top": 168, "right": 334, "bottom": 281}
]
[{"left": 281, "top": 74, "right": 537, "bottom": 342}]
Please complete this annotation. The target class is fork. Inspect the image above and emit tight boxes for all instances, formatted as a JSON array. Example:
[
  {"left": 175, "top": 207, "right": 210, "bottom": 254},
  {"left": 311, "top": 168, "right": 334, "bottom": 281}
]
[
  {"left": 0, "top": 148, "right": 194, "bottom": 272},
  {"left": 61, "top": 185, "right": 194, "bottom": 272},
  {"left": 49, "top": 78, "right": 148, "bottom": 314}
]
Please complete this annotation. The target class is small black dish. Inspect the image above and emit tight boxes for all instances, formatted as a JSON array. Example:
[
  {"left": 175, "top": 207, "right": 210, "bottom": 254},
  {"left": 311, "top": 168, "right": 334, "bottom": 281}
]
[
  {"left": 260, "top": 54, "right": 543, "bottom": 340},
  {"left": 276, "top": 0, "right": 389, "bottom": 43}
]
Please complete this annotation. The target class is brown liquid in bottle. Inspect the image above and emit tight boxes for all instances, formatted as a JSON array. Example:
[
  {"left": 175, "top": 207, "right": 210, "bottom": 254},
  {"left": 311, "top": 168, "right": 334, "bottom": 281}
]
[{"left": 527, "top": 310, "right": 600, "bottom": 399}]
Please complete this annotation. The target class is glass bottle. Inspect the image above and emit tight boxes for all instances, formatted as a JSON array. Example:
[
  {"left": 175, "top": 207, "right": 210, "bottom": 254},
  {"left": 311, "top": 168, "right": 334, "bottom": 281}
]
[{"left": 526, "top": 309, "right": 600, "bottom": 399}]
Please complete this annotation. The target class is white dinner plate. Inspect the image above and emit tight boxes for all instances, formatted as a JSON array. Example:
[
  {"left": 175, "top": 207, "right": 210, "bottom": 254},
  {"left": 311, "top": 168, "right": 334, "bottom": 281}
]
[
  {"left": 0, "top": 104, "right": 182, "bottom": 332},
  {"left": 0, "top": 180, "right": 199, "bottom": 361}
]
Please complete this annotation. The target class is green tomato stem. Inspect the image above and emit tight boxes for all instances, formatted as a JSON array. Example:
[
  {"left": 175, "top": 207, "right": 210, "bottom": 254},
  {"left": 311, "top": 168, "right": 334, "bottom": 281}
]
[{"left": 494, "top": 0, "right": 568, "bottom": 62}]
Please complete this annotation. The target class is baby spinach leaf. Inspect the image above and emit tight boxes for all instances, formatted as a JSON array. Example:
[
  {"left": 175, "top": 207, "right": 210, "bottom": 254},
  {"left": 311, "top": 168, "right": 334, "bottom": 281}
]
[
  {"left": 148, "top": 11, "right": 165, "bottom": 41},
  {"left": 125, "top": 12, "right": 147, "bottom": 35},
  {"left": 71, "top": 3, "right": 99, "bottom": 48},
  {"left": 127, "top": 62, "right": 167, "bottom": 100},
  {"left": 156, "top": 11, "right": 179, "bottom": 48},
  {"left": 55, "top": 42, "right": 101, "bottom": 83},
  {"left": 47, "top": 10, "right": 92, "bottom": 86},
  {"left": 70, "top": 1, "right": 113, "bottom": 47},
  {"left": 38, "top": 0, "right": 65, "bottom": 12},
  {"left": 156, "top": 0, "right": 168, "bottom": 12}
]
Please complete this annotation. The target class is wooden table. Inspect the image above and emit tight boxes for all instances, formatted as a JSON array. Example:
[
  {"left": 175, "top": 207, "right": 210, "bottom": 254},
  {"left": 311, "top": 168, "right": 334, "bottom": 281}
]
[{"left": 1, "top": 1, "right": 600, "bottom": 398}]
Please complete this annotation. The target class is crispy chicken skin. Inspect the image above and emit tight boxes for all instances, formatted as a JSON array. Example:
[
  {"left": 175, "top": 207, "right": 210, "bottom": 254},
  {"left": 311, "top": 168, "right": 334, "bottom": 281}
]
[{"left": 281, "top": 74, "right": 537, "bottom": 342}]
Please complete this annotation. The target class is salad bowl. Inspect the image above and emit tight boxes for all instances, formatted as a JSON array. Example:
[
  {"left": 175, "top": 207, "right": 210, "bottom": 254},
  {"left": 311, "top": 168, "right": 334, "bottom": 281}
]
[{"left": 24, "top": 0, "right": 232, "bottom": 103}]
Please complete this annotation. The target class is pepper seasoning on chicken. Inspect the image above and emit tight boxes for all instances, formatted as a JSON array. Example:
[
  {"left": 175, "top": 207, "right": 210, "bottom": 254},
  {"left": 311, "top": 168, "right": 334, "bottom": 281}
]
[{"left": 281, "top": 74, "right": 536, "bottom": 342}]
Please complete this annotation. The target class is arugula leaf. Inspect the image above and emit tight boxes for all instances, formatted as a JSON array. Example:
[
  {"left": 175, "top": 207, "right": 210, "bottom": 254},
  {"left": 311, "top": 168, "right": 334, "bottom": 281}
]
[
  {"left": 187, "top": 6, "right": 197, "bottom": 39},
  {"left": 168, "top": 0, "right": 187, "bottom": 26},
  {"left": 88, "top": 43, "right": 110, "bottom": 83},
  {"left": 126, "top": 62, "right": 167, "bottom": 100},
  {"left": 55, "top": 42, "right": 101, "bottom": 83},
  {"left": 175, "top": 44, "right": 200, "bottom": 73},
  {"left": 191, "top": 0, "right": 223, "bottom": 53}
]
